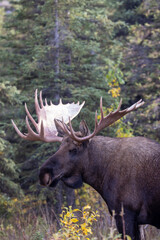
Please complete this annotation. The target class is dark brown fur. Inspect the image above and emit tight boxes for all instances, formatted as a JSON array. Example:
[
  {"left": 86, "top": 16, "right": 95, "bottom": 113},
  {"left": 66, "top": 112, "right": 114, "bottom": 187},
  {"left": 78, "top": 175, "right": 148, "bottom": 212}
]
[{"left": 39, "top": 122, "right": 160, "bottom": 240}]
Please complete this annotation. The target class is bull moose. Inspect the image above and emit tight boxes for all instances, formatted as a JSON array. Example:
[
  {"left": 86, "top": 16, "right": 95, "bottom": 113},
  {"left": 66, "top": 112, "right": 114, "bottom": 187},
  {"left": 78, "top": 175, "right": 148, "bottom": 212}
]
[{"left": 12, "top": 90, "right": 160, "bottom": 240}]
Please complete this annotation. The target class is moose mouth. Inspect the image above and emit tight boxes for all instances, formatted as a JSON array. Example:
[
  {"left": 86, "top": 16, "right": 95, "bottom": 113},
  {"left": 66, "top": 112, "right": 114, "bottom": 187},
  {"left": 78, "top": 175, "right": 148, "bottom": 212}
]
[{"left": 49, "top": 178, "right": 59, "bottom": 187}]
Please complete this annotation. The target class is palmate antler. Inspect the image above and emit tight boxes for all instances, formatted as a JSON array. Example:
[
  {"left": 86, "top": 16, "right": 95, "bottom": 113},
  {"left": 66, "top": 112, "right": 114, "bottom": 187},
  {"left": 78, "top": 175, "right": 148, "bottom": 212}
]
[
  {"left": 57, "top": 98, "right": 145, "bottom": 142},
  {"left": 11, "top": 89, "right": 85, "bottom": 142}
]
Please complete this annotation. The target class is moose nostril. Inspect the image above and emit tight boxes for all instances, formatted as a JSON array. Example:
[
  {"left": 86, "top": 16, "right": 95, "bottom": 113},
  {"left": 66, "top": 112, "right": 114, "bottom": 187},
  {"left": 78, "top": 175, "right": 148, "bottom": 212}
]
[{"left": 43, "top": 173, "right": 51, "bottom": 186}]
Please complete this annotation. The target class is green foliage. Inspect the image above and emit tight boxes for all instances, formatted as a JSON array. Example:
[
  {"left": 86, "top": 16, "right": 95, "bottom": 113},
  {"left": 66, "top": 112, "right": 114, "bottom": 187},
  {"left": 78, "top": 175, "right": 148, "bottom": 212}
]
[
  {"left": 112, "top": 0, "right": 147, "bottom": 25},
  {"left": 0, "top": 66, "right": 21, "bottom": 196},
  {"left": 121, "top": 0, "right": 160, "bottom": 141},
  {"left": 0, "top": 82, "right": 20, "bottom": 107}
]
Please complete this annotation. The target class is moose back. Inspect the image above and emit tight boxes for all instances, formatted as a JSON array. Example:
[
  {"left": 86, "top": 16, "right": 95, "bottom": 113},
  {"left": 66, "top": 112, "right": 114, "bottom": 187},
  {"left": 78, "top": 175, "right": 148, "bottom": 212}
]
[{"left": 12, "top": 90, "right": 160, "bottom": 240}]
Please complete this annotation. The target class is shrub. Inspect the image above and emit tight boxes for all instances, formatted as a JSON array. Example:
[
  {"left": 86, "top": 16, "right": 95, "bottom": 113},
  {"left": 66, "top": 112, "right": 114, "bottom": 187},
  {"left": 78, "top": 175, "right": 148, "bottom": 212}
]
[{"left": 52, "top": 205, "right": 99, "bottom": 240}]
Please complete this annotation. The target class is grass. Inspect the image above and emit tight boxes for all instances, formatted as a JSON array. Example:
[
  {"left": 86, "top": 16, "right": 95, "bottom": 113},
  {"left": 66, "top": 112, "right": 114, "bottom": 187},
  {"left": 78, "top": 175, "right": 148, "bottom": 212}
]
[
  {"left": 1, "top": 195, "right": 160, "bottom": 240},
  {"left": 0, "top": 200, "right": 120, "bottom": 240}
]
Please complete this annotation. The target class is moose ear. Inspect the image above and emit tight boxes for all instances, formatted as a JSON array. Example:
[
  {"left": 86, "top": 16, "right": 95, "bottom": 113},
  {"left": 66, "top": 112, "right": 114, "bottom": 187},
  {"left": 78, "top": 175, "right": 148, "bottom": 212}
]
[
  {"left": 79, "top": 120, "right": 90, "bottom": 137},
  {"left": 54, "top": 119, "right": 67, "bottom": 137}
]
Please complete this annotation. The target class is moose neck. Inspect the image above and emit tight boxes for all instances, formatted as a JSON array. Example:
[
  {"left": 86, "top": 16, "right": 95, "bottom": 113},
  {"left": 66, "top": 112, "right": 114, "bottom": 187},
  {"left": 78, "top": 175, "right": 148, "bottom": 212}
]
[{"left": 81, "top": 136, "right": 112, "bottom": 197}]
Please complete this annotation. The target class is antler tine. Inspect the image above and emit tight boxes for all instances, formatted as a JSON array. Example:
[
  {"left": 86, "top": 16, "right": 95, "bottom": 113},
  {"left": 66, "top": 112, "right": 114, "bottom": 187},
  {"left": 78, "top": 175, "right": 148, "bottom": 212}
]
[
  {"left": 11, "top": 119, "right": 27, "bottom": 139},
  {"left": 39, "top": 90, "right": 44, "bottom": 108},
  {"left": 45, "top": 98, "right": 48, "bottom": 106},
  {"left": 62, "top": 117, "right": 71, "bottom": 135},
  {"left": 100, "top": 97, "right": 104, "bottom": 119},
  {"left": 127, "top": 99, "right": 144, "bottom": 112},
  {"left": 89, "top": 100, "right": 105, "bottom": 138},
  {"left": 116, "top": 98, "right": 122, "bottom": 112},
  {"left": 136, "top": 99, "right": 144, "bottom": 108},
  {"left": 68, "top": 117, "right": 80, "bottom": 139},
  {"left": 95, "top": 111, "right": 98, "bottom": 127},
  {"left": 54, "top": 118, "right": 68, "bottom": 136},
  {"left": 39, "top": 120, "right": 45, "bottom": 139},
  {"left": 35, "top": 89, "right": 41, "bottom": 115},
  {"left": 25, "top": 116, "right": 39, "bottom": 139},
  {"left": 25, "top": 103, "right": 39, "bottom": 133}
]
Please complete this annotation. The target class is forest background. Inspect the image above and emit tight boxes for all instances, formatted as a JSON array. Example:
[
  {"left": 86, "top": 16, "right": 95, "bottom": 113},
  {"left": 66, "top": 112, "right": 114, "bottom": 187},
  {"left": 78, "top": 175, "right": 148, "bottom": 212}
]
[{"left": 0, "top": 0, "right": 159, "bottom": 239}]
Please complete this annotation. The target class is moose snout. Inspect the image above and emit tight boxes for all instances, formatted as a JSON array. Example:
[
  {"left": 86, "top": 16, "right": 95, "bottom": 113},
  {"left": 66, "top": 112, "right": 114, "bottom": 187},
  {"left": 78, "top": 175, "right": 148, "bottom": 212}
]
[{"left": 39, "top": 164, "right": 62, "bottom": 187}]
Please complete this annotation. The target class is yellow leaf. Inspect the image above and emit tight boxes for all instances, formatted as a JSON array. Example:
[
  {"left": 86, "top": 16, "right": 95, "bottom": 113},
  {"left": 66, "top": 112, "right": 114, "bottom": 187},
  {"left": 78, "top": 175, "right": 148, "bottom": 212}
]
[
  {"left": 81, "top": 223, "right": 86, "bottom": 230},
  {"left": 126, "top": 235, "right": 132, "bottom": 240},
  {"left": 71, "top": 218, "right": 79, "bottom": 223},
  {"left": 73, "top": 209, "right": 81, "bottom": 212},
  {"left": 86, "top": 227, "right": 92, "bottom": 234},
  {"left": 83, "top": 205, "right": 91, "bottom": 210}
]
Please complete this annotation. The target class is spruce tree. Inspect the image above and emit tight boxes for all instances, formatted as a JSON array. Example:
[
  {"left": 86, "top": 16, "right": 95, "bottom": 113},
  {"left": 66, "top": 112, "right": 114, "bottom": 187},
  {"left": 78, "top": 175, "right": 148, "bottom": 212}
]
[
  {"left": 121, "top": 0, "right": 160, "bottom": 141},
  {"left": 0, "top": 0, "right": 129, "bottom": 209},
  {"left": 0, "top": 4, "right": 22, "bottom": 197}
]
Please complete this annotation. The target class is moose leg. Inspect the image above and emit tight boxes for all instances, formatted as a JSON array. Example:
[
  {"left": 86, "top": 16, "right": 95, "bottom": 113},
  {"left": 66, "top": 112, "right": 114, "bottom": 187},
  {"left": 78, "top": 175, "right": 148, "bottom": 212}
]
[{"left": 115, "top": 209, "right": 140, "bottom": 240}]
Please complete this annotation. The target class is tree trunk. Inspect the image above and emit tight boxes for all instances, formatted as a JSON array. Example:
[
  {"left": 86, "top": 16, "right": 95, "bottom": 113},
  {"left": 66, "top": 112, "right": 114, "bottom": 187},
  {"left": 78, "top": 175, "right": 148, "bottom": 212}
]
[{"left": 54, "top": 0, "right": 59, "bottom": 78}]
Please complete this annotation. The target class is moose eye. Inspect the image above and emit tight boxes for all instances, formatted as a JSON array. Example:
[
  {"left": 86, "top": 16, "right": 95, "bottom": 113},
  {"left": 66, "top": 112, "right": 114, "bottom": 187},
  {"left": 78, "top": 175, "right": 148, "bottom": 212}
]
[{"left": 69, "top": 148, "right": 77, "bottom": 155}]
